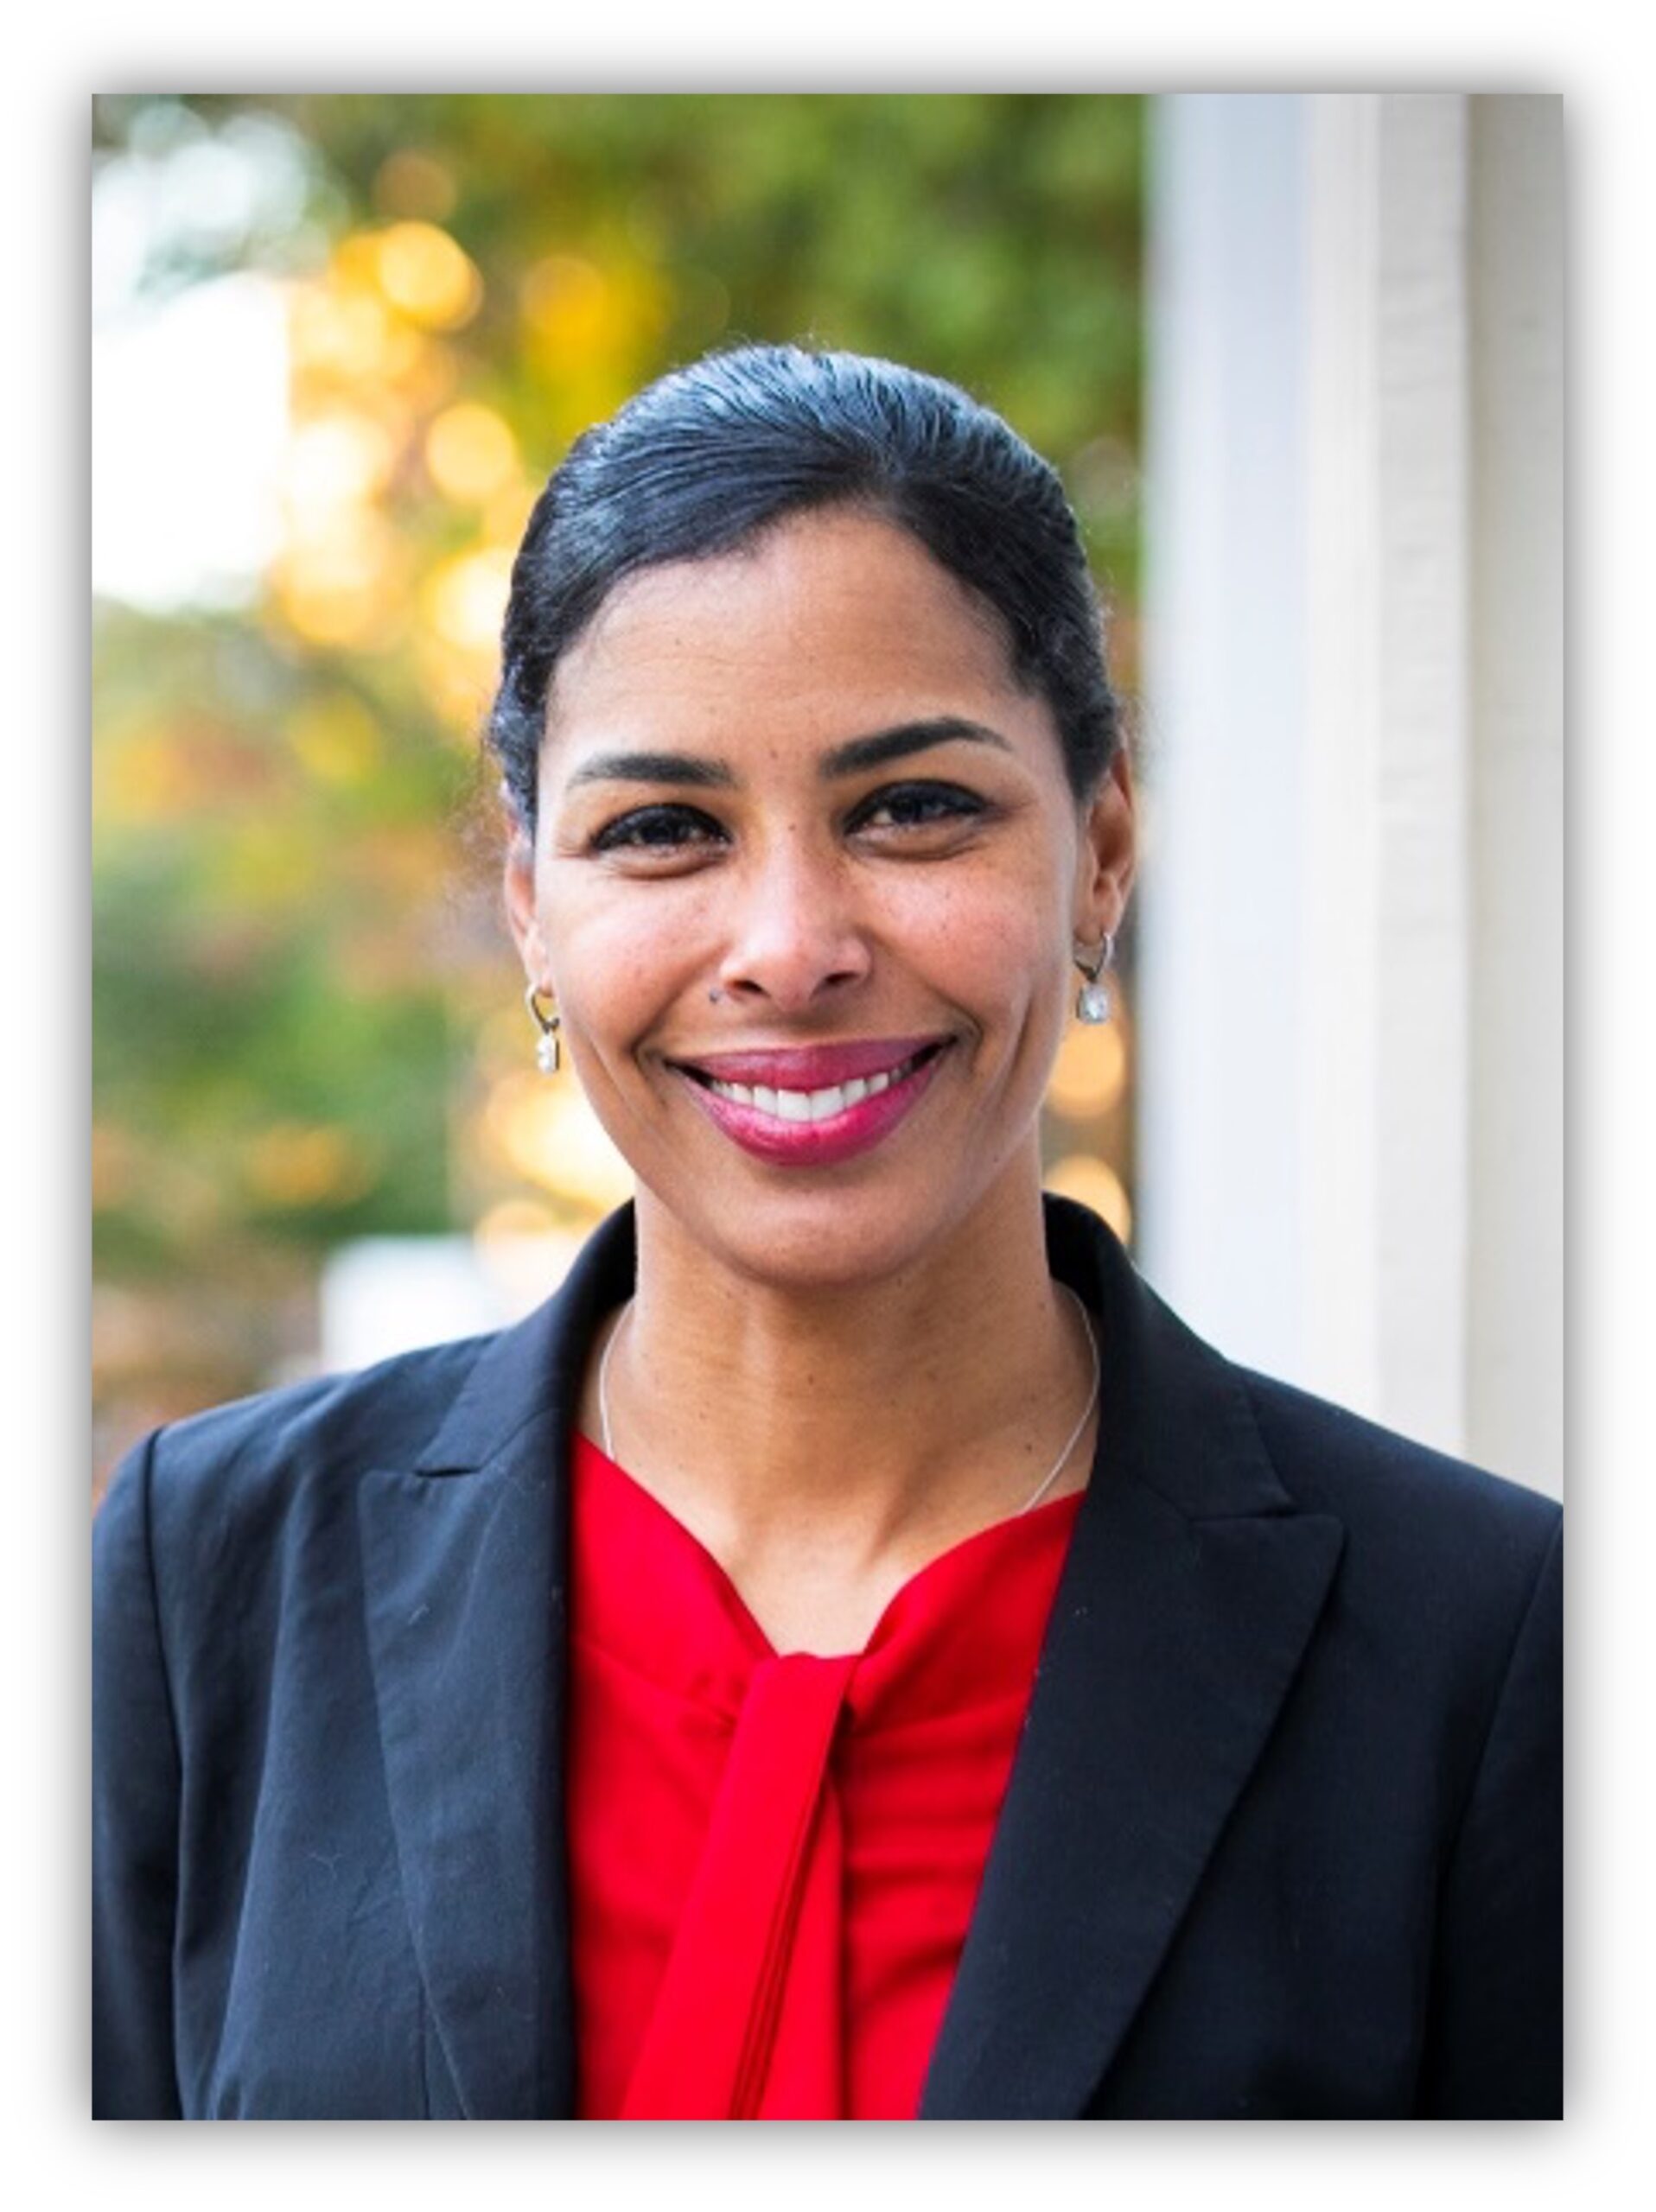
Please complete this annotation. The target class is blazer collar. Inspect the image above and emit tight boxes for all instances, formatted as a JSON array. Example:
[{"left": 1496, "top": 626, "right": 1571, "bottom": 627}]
[
  {"left": 918, "top": 1198, "right": 1346, "bottom": 2117},
  {"left": 359, "top": 1198, "right": 1342, "bottom": 2120},
  {"left": 411, "top": 1205, "right": 636, "bottom": 1475}
]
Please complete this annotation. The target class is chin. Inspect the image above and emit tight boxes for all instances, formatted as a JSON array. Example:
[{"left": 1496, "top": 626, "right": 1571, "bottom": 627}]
[
  {"left": 737, "top": 1217, "right": 928, "bottom": 1294},
  {"left": 634, "top": 1153, "right": 1025, "bottom": 1300}
]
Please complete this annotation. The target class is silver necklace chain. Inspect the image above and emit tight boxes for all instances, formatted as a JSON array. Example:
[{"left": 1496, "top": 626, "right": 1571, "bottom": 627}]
[{"left": 596, "top": 1283, "right": 1099, "bottom": 1517}]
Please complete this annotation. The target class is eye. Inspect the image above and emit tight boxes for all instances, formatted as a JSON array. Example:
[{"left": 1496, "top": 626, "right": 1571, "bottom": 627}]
[
  {"left": 848, "top": 781, "right": 990, "bottom": 835},
  {"left": 589, "top": 804, "right": 728, "bottom": 858}
]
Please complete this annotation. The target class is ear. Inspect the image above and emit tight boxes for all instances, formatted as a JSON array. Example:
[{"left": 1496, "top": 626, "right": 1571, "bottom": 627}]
[
  {"left": 1072, "top": 746, "right": 1137, "bottom": 944},
  {"left": 502, "top": 827, "right": 549, "bottom": 986}
]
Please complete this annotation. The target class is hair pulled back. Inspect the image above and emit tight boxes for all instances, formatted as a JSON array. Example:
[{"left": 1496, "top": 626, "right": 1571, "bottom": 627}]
[{"left": 488, "top": 344, "right": 1122, "bottom": 832}]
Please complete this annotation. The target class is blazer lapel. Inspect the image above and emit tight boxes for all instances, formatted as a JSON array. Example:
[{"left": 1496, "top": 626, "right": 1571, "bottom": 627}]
[
  {"left": 920, "top": 1202, "right": 1346, "bottom": 2119},
  {"left": 356, "top": 1207, "right": 637, "bottom": 2120}
]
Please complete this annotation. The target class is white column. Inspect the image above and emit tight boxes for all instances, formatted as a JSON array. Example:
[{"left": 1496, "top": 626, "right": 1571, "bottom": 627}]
[
  {"left": 1138, "top": 92, "right": 1563, "bottom": 1497},
  {"left": 1307, "top": 92, "right": 1475, "bottom": 1457},
  {"left": 1138, "top": 93, "right": 1310, "bottom": 1375},
  {"left": 1464, "top": 95, "right": 1565, "bottom": 1497}
]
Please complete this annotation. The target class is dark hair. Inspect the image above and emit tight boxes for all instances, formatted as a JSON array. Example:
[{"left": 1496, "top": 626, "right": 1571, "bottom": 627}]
[{"left": 487, "top": 344, "right": 1123, "bottom": 830}]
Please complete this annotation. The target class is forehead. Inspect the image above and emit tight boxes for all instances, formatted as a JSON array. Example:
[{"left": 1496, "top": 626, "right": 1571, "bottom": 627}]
[{"left": 542, "top": 510, "right": 1031, "bottom": 755}]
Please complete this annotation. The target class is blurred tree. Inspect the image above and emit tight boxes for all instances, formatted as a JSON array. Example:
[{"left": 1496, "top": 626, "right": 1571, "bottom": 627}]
[{"left": 92, "top": 93, "right": 1144, "bottom": 1485}]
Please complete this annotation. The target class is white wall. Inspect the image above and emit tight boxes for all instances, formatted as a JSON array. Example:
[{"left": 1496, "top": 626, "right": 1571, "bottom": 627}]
[{"left": 1138, "top": 92, "right": 1563, "bottom": 1500}]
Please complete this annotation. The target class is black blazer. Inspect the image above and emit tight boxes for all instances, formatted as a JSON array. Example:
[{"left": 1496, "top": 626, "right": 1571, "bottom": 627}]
[{"left": 92, "top": 1197, "right": 1562, "bottom": 2120}]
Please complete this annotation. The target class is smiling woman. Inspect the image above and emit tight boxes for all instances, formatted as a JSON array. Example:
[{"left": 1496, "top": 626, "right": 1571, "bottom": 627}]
[
  {"left": 506, "top": 504, "right": 1131, "bottom": 1321},
  {"left": 92, "top": 345, "right": 1561, "bottom": 2120}
]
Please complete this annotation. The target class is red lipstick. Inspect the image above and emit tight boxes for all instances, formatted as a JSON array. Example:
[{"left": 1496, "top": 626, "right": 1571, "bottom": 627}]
[
  {"left": 671, "top": 1036, "right": 952, "bottom": 1167},
  {"left": 672, "top": 1034, "right": 946, "bottom": 1090}
]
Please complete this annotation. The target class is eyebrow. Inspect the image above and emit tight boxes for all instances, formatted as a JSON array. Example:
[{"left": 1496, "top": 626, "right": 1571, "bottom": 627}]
[
  {"left": 562, "top": 716, "right": 1013, "bottom": 792},
  {"left": 564, "top": 749, "right": 736, "bottom": 792},
  {"left": 820, "top": 716, "right": 1013, "bottom": 779}
]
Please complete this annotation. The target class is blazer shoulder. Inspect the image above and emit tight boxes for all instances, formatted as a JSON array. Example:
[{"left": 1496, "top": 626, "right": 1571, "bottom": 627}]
[
  {"left": 98, "top": 1202, "right": 636, "bottom": 1587},
  {"left": 115, "top": 1330, "right": 500, "bottom": 1536},
  {"left": 1239, "top": 1365, "right": 1558, "bottom": 1529},
  {"left": 1235, "top": 1363, "right": 1560, "bottom": 1633}
]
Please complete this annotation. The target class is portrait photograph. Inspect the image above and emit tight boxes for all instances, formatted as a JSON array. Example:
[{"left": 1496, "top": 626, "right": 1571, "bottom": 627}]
[{"left": 88, "top": 87, "right": 1566, "bottom": 2139}]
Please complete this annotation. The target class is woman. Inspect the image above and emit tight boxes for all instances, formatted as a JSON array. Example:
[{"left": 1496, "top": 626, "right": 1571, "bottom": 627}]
[{"left": 93, "top": 345, "right": 1561, "bottom": 2120}]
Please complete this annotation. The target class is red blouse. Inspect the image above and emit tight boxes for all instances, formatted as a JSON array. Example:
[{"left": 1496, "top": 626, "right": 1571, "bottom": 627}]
[{"left": 567, "top": 1429, "right": 1083, "bottom": 2120}]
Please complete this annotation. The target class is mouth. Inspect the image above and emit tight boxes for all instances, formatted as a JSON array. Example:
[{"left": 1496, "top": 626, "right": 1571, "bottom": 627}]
[
  {"left": 675, "top": 1039, "right": 948, "bottom": 1121},
  {"left": 668, "top": 1038, "right": 953, "bottom": 1165}
]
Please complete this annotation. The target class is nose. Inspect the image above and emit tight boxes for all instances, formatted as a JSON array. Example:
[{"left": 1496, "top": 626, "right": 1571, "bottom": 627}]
[{"left": 715, "top": 836, "right": 873, "bottom": 1012}]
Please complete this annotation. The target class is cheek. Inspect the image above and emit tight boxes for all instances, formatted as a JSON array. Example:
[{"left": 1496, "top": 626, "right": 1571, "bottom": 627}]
[
  {"left": 884, "top": 863, "right": 1066, "bottom": 1020},
  {"left": 535, "top": 879, "right": 694, "bottom": 1056}
]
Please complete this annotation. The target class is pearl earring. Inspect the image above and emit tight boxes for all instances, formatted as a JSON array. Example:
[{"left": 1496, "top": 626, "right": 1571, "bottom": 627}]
[
  {"left": 1073, "top": 934, "right": 1116, "bottom": 1024},
  {"left": 525, "top": 982, "right": 561, "bottom": 1075}
]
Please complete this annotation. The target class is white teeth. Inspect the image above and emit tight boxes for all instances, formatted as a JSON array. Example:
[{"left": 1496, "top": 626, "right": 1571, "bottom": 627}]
[{"left": 704, "top": 1048, "right": 934, "bottom": 1122}]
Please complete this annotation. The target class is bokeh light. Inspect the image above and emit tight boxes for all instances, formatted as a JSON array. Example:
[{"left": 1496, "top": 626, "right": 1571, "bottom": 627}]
[
  {"left": 424, "top": 403, "right": 521, "bottom": 505},
  {"left": 271, "top": 509, "right": 404, "bottom": 647},
  {"left": 483, "top": 1073, "right": 636, "bottom": 1212},
  {"left": 423, "top": 545, "right": 516, "bottom": 656},
  {"left": 1046, "top": 1017, "right": 1128, "bottom": 1120},
  {"left": 374, "top": 220, "right": 482, "bottom": 330}
]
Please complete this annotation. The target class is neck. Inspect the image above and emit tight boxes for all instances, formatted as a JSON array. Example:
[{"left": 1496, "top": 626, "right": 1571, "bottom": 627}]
[{"left": 590, "top": 1159, "right": 1097, "bottom": 1605}]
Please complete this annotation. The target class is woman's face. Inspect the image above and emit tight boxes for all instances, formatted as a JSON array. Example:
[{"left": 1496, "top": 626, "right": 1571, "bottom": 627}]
[{"left": 506, "top": 507, "right": 1134, "bottom": 1291}]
